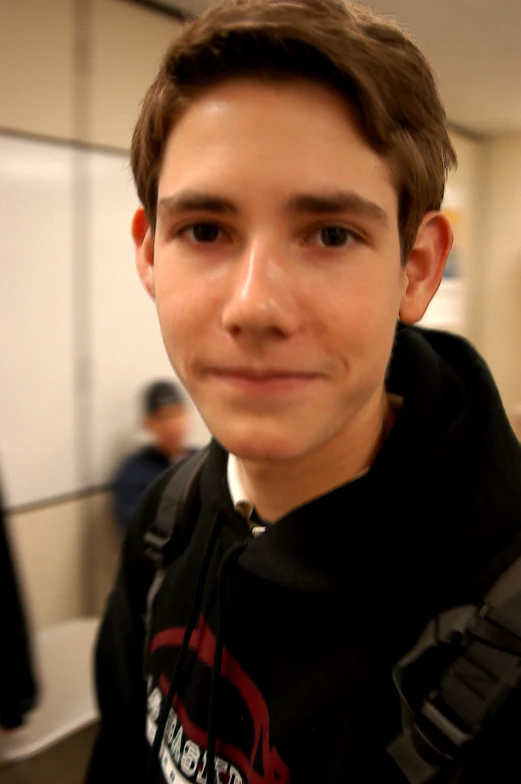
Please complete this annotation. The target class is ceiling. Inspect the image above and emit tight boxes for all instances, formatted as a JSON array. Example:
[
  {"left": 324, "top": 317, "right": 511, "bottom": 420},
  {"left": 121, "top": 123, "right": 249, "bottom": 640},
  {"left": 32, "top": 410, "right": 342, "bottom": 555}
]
[{"left": 143, "top": 0, "right": 521, "bottom": 136}]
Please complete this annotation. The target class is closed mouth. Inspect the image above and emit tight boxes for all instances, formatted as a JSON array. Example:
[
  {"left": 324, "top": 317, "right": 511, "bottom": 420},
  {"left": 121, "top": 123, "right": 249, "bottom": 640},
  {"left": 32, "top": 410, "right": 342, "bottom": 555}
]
[{"left": 207, "top": 368, "right": 322, "bottom": 394}]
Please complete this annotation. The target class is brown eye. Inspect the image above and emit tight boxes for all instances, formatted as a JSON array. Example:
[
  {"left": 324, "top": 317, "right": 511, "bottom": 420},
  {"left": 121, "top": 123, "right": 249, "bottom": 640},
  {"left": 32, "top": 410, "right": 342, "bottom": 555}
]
[
  {"left": 319, "top": 227, "right": 351, "bottom": 247},
  {"left": 191, "top": 223, "right": 221, "bottom": 243}
]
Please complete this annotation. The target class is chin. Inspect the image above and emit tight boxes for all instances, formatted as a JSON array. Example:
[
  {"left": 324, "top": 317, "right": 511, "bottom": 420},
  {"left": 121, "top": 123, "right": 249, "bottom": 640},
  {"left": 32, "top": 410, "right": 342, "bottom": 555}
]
[{"left": 215, "top": 425, "right": 311, "bottom": 464}]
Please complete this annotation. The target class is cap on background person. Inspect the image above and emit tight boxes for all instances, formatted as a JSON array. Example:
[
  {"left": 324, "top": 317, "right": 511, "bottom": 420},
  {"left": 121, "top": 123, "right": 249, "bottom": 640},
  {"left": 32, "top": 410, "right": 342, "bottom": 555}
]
[{"left": 143, "top": 380, "right": 185, "bottom": 415}]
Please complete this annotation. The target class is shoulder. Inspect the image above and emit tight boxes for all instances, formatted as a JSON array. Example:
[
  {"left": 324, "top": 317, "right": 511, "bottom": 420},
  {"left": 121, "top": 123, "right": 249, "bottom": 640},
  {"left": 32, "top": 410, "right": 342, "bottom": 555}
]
[
  {"left": 113, "top": 447, "right": 167, "bottom": 483},
  {"left": 125, "top": 445, "right": 212, "bottom": 536}
]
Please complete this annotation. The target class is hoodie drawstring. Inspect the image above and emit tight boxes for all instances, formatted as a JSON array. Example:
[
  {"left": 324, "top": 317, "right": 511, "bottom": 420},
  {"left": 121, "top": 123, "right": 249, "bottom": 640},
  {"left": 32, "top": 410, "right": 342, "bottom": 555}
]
[{"left": 205, "top": 541, "right": 247, "bottom": 783}]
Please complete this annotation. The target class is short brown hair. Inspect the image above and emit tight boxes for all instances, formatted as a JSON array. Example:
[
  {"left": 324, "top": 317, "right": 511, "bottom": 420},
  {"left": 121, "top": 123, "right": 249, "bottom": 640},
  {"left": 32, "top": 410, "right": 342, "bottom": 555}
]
[{"left": 131, "top": 0, "right": 457, "bottom": 261}]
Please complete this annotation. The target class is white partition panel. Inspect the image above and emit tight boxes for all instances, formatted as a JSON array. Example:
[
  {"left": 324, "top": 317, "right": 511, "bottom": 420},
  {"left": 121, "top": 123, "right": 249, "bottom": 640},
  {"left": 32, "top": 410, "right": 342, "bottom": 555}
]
[
  {"left": 0, "top": 133, "right": 209, "bottom": 507},
  {"left": 89, "top": 149, "right": 177, "bottom": 485},
  {"left": 0, "top": 135, "right": 78, "bottom": 507}
]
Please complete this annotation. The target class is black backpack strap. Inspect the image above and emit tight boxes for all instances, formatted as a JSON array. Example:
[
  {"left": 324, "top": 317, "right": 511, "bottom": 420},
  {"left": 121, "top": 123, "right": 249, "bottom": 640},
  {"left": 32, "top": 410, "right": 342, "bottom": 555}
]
[
  {"left": 388, "top": 555, "right": 521, "bottom": 783},
  {"left": 143, "top": 446, "right": 210, "bottom": 570},
  {"left": 142, "top": 446, "right": 210, "bottom": 668}
]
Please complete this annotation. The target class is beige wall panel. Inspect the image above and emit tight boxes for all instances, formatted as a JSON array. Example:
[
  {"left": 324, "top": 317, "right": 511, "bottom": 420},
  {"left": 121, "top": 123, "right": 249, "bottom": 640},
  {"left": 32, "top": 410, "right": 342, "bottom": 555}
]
[
  {"left": 90, "top": 0, "right": 182, "bottom": 149},
  {"left": 0, "top": 0, "right": 75, "bottom": 139},
  {"left": 480, "top": 133, "right": 521, "bottom": 412},
  {"left": 7, "top": 499, "right": 86, "bottom": 631},
  {"left": 7, "top": 491, "right": 121, "bottom": 631}
]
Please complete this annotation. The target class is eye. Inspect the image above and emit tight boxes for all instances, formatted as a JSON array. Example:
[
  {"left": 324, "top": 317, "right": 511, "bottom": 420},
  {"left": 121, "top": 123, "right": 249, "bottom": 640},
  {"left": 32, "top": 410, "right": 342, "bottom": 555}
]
[
  {"left": 317, "top": 226, "right": 353, "bottom": 248},
  {"left": 183, "top": 223, "right": 223, "bottom": 243}
]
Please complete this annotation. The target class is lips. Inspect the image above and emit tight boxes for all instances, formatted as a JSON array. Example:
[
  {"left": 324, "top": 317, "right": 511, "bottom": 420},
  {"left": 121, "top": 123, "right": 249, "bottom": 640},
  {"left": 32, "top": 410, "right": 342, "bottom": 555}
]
[
  {"left": 213, "top": 368, "right": 315, "bottom": 379},
  {"left": 207, "top": 367, "right": 322, "bottom": 395}
]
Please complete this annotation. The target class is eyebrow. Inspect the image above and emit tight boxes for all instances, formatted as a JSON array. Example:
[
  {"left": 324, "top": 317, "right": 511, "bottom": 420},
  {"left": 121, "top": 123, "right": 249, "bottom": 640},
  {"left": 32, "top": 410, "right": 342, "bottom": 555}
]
[
  {"left": 287, "top": 192, "right": 389, "bottom": 224},
  {"left": 157, "top": 189, "right": 388, "bottom": 224},
  {"left": 158, "top": 191, "right": 238, "bottom": 216}
]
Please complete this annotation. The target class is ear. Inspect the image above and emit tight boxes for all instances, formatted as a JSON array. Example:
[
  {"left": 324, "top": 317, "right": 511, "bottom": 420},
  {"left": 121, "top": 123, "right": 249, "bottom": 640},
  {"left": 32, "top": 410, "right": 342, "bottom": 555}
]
[
  {"left": 399, "top": 211, "right": 453, "bottom": 324},
  {"left": 131, "top": 207, "right": 156, "bottom": 300}
]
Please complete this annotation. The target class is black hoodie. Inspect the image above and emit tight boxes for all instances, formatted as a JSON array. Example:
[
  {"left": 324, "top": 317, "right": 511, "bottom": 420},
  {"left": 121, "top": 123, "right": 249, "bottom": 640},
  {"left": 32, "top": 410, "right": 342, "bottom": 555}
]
[{"left": 87, "top": 324, "right": 521, "bottom": 784}]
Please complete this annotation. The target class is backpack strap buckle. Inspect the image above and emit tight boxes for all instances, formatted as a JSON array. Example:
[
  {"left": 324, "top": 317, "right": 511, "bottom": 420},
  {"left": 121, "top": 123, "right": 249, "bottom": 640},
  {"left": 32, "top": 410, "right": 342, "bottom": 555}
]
[
  {"left": 418, "top": 694, "right": 472, "bottom": 757},
  {"left": 388, "top": 574, "right": 521, "bottom": 783}
]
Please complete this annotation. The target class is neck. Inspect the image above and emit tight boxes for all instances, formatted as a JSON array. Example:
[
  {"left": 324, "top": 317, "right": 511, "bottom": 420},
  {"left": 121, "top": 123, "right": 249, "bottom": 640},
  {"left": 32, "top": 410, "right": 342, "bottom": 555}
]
[{"left": 238, "top": 391, "right": 400, "bottom": 522}]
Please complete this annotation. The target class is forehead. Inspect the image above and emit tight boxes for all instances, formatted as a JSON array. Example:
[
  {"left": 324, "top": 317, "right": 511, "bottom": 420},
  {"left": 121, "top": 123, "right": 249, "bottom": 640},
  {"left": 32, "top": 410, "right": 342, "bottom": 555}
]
[{"left": 158, "top": 78, "right": 397, "bottom": 213}]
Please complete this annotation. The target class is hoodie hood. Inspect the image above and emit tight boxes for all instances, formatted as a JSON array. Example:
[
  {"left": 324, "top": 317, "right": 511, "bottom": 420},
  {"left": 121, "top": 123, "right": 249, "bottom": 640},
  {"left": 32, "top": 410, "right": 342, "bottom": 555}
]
[{"left": 197, "top": 324, "right": 521, "bottom": 602}]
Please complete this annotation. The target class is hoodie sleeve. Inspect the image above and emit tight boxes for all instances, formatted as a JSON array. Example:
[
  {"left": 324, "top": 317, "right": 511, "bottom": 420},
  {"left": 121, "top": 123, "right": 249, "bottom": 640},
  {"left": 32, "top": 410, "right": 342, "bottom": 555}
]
[{"left": 85, "top": 475, "right": 166, "bottom": 782}]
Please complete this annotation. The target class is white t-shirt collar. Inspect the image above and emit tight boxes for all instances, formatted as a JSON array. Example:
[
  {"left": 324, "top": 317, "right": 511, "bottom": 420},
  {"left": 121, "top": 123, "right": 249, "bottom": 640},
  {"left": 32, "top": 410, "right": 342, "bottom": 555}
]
[{"left": 227, "top": 453, "right": 254, "bottom": 520}]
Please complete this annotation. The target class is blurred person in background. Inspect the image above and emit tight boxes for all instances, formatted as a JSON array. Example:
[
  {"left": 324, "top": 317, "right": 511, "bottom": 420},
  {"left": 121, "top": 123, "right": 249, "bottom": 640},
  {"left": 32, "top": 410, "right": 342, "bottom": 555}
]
[
  {"left": 88, "top": 0, "right": 521, "bottom": 782},
  {"left": 0, "top": 473, "right": 37, "bottom": 732},
  {"left": 112, "top": 380, "right": 190, "bottom": 531}
]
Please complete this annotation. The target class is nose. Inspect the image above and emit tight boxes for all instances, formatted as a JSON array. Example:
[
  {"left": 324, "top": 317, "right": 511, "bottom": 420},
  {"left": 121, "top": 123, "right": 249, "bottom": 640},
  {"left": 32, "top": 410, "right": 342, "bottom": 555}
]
[{"left": 221, "top": 239, "right": 300, "bottom": 340}]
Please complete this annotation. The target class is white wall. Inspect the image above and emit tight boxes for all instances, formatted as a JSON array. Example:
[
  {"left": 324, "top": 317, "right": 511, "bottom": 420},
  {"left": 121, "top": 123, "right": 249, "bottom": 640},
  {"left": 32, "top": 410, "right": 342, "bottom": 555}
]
[{"left": 1, "top": 0, "right": 188, "bottom": 630}]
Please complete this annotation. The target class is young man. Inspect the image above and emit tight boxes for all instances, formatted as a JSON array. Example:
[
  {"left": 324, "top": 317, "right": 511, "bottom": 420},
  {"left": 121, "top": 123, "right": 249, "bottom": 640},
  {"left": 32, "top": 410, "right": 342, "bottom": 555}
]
[
  {"left": 112, "top": 380, "right": 190, "bottom": 531},
  {"left": 87, "top": 1, "right": 521, "bottom": 782}
]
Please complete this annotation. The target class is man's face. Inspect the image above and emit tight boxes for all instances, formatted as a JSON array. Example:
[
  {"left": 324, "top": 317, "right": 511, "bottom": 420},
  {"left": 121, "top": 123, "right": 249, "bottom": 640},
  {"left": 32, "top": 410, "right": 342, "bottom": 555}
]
[
  {"left": 138, "top": 79, "right": 410, "bottom": 463},
  {"left": 145, "top": 404, "right": 188, "bottom": 457}
]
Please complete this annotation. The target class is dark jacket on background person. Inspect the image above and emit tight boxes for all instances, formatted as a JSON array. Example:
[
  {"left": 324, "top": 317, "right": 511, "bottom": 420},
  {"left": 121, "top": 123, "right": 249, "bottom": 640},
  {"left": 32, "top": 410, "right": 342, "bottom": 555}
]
[
  {"left": 0, "top": 483, "right": 38, "bottom": 729},
  {"left": 87, "top": 325, "right": 521, "bottom": 783},
  {"left": 112, "top": 446, "right": 171, "bottom": 532}
]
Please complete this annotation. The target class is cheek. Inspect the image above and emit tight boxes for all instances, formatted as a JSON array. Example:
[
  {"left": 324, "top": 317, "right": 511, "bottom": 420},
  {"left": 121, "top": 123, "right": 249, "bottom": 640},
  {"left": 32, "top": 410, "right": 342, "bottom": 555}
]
[
  {"left": 313, "top": 269, "right": 402, "bottom": 385},
  {"left": 155, "top": 263, "right": 221, "bottom": 327},
  {"left": 155, "top": 278, "right": 202, "bottom": 341},
  {"left": 315, "top": 269, "right": 401, "bottom": 340},
  {"left": 154, "top": 273, "right": 223, "bottom": 383}
]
